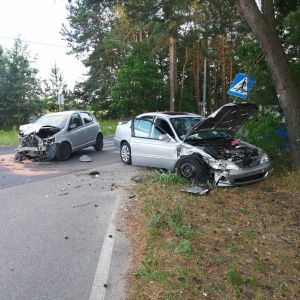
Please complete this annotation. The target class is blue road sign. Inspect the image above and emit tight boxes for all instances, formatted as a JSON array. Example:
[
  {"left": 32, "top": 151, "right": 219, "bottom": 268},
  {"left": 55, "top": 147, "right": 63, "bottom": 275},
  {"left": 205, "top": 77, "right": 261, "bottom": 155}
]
[{"left": 227, "top": 73, "right": 256, "bottom": 99}]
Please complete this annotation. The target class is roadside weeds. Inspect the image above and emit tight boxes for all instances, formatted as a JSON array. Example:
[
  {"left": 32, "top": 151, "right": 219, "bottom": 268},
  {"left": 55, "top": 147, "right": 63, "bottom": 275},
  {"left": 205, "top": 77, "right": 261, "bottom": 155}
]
[{"left": 123, "top": 171, "right": 300, "bottom": 300}]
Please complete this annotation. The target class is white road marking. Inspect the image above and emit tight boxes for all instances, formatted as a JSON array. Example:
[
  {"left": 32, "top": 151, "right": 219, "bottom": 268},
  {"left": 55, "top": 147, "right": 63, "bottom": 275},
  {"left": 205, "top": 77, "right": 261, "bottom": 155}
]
[
  {"left": 89, "top": 195, "right": 120, "bottom": 300},
  {"left": 103, "top": 141, "right": 115, "bottom": 151}
]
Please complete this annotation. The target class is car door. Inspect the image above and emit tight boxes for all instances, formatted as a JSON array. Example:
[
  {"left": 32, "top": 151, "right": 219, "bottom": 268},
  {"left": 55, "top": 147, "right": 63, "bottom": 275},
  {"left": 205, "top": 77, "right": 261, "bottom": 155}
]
[
  {"left": 67, "top": 113, "right": 87, "bottom": 149},
  {"left": 130, "top": 118, "right": 179, "bottom": 169},
  {"left": 80, "top": 112, "right": 99, "bottom": 145}
]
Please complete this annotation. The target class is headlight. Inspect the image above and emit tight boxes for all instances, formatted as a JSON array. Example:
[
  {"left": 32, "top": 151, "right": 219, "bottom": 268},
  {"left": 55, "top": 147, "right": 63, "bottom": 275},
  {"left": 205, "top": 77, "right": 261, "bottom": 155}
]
[
  {"left": 208, "top": 160, "right": 240, "bottom": 170},
  {"left": 259, "top": 152, "right": 269, "bottom": 164},
  {"left": 44, "top": 137, "right": 55, "bottom": 145},
  {"left": 224, "top": 162, "right": 240, "bottom": 170}
]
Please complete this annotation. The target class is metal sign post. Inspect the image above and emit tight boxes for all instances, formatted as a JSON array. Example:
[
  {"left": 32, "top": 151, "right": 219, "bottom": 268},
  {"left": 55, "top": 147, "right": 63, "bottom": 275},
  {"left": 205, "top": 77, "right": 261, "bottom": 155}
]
[{"left": 58, "top": 94, "right": 64, "bottom": 111}]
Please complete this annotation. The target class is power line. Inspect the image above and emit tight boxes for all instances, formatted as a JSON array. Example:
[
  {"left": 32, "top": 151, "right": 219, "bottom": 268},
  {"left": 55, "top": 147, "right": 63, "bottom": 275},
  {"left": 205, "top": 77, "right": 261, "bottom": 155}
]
[{"left": 0, "top": 36, "right": 67, "bottom": 48}]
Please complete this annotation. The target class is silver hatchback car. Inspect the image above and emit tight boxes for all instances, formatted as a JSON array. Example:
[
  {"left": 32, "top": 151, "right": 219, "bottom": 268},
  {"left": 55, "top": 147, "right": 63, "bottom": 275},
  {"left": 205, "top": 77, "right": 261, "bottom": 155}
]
[
  {"left": 114, "top": 103, "right": 272, "bottom": 187},
  {"left": 15, "top": 110, "right": 103, "bottom": 161}
]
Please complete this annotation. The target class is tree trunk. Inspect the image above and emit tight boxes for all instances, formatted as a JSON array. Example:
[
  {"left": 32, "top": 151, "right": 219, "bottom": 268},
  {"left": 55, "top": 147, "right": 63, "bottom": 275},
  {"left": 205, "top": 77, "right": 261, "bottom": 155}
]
[
  {"left": 193, "top": 54, "right": 201, "bottom": 114},
  {"left": 235, "top": 0, "right": 300, "bottom": 170},
  {"left": 179, "top": 46, "right": 189, "bottom": 111},
  {"left": 220, "top": 35, "right": 227, "bottom": 105},
  {"left": 213, "top": 63, "right": 218, "bottom": 112},
  {"left": 169, "top": 36, "right": 176, "bottom": 111}
]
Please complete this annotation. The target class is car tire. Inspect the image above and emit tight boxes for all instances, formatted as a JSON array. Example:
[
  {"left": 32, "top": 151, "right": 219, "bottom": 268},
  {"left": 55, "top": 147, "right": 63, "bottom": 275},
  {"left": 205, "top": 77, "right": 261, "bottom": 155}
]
[
  {"left": 94, "top": 133, "right": 103, "bottom": 151},
  {"left": 56, "top": 142, "right": 71, "bottom": 161},
  {"left": 120, "top": 142, "right": 132, "bottom": 165},
  {"left": 14, "top": 152, "right": 26, "bottom": 161},
  {"left": 175, "top": 155, "right": 204, "bottom": 181}
]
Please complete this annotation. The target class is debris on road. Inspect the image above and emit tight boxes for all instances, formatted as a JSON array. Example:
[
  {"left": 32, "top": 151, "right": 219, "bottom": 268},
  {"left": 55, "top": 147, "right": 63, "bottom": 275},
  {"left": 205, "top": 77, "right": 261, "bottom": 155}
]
[
  {"left": 89, "top": 171, "right": 100, "bottom": 178},
  {"left": 181, "top": 186, "right": 210, "bottom": 196},
  {"left": 80, "top": 155, "right": 92, "bottom": 162}
]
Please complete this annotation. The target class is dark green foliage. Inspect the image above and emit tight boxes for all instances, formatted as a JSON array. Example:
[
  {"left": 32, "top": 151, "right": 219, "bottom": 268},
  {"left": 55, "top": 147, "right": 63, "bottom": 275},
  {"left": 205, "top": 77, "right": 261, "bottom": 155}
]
[
  {"left": 0, "top": 38, "right": 42, "bottom": 127},
  {"left": 237, "top": 110, "right": 289, "bottom": 156},
  {"left": 61, "top": 0, "right": 300, "bottom": 119},
  {"left": 109, "top": 43, "right": 168, "bottom": 117},
  {"left": 283, "top": 7, "right": 300, "bottom": 46},
  {"left": 0, "top": 38, "right": 75, "bottom": 128},
  {"left": 61, "top": 0, "right": 127, "bottom": 112}
]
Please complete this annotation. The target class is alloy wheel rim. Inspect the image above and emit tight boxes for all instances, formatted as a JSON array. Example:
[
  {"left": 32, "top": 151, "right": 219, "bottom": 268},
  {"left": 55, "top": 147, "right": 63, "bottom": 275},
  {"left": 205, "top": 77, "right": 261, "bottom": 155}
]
[{"left": 121, "top": 146, "right": 129, "bottom": 161}]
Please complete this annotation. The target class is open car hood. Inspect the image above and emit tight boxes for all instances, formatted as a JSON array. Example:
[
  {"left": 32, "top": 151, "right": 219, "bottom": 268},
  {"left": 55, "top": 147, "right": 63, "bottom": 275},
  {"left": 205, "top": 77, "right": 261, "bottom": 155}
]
[
  {"left": 185, "top": 102, "right": 258, "bottom": 138},
  {"left": 19, "top": 123, "right": 43, "bottom": 135},
  {"left": 19, "top": 123, "right": 62, "bottom": 137}
]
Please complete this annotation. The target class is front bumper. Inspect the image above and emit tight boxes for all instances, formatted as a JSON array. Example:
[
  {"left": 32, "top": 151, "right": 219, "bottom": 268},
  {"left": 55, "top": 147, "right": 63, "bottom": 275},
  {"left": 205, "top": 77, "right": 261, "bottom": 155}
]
[
  {"left": 214, "top": 161, "right": 273, "bottom": 187},
  {"left": 15, "top": 144, "right": 57, "bottom": 160}
]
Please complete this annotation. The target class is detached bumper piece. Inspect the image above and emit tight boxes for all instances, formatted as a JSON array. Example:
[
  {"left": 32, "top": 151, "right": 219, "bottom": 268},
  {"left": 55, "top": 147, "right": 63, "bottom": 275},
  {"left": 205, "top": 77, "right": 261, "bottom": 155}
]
[{"left": 181, "top": 186, "right": 210, "bottom": 196}]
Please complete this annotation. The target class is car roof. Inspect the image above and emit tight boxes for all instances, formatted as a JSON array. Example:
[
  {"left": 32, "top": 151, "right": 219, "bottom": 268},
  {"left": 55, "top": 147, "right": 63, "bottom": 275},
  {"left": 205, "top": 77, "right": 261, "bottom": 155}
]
[
  {"left": 137, "top": 112, "right": 202, "bottom": 119},
  {"left": 42, "top": 110, "right": 90, "bottom": 116}
]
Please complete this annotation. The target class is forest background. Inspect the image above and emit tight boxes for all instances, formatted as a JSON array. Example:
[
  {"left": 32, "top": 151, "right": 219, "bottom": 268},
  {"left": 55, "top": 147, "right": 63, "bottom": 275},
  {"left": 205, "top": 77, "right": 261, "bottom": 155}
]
[{"left": 1, "top": 0, "right": 300, "bottom": 166}]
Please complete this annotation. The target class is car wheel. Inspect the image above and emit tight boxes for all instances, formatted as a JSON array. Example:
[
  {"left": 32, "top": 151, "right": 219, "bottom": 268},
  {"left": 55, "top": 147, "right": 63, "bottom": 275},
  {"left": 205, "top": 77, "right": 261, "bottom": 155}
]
[
  {"left": 175, "top": 155, "right": 204, "bottom": 181},
  {"left": 120, "top": 142, "right": 132, "bottom": 165},
  {"left": 14, "top": 152, "right": 26, "bottom": 161},
  {"left": 94, "top": 133, "right": 103, "bottom": 151},
  {"left": 56, "top": 142, "right": 71, "bottom": 161}
]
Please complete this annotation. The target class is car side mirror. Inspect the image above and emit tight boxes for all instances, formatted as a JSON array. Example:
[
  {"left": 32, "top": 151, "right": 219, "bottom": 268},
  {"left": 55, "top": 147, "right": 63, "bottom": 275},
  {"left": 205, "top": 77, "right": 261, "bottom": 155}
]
[
  {"left": 69, "top": 123, "right": 77, "bottom": 130},
  {"left": 159, "top": 134, "right": 172, "bottom": 142}
]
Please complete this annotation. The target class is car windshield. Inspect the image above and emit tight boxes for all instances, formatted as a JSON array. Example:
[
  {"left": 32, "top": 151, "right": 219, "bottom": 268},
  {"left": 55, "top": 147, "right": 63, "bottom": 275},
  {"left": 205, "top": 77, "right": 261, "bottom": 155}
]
[
  {"left": 34, "top": 114, "right": 68, "bottom": 129},
  {"left": 170, "top": 117, "right": 202, "bottom": 140},
  {"left": 186, "top": 130, "right": 231, "bottom": 141}
]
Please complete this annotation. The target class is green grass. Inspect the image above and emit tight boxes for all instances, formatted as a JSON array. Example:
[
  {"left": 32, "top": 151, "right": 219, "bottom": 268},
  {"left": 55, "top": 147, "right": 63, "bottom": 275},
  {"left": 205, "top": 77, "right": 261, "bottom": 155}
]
[
  {"left": 99, "top": 119, "right": 119, "bottom": 136},
  {"left": 0, "top": 127, "right": 19, "bottom": 147}
]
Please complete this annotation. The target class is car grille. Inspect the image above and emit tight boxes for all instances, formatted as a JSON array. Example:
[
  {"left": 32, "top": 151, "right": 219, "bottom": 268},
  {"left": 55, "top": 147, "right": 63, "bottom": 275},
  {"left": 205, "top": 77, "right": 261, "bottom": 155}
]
[{"left": 233, "top": 173, "right": 266, "bottom": 183}]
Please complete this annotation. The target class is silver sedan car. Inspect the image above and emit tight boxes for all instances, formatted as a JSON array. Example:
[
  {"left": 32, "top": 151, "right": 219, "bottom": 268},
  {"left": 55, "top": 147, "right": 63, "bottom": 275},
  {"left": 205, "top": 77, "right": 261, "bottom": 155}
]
[
  {"left": 114, "top": 112, "right": 202, "bottom": 168},
  {"left": 114, "top": 103, "right": 272, "bottom": 186},
  {"left": 15, "top": 110, "right": 103, "bottom": 161}
]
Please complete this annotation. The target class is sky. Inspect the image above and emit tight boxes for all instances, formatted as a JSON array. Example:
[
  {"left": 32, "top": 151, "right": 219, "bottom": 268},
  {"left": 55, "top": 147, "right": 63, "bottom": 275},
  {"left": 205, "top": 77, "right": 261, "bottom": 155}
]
[{"left": 0, "top": 0, "right": 87, "bottom": 89}]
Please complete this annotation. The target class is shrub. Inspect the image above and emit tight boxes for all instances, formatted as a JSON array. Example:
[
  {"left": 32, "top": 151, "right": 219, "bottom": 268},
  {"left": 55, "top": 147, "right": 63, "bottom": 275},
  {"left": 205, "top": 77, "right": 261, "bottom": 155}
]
[{"left": 237, "top": 112, "right": 291, "bottom": 170}]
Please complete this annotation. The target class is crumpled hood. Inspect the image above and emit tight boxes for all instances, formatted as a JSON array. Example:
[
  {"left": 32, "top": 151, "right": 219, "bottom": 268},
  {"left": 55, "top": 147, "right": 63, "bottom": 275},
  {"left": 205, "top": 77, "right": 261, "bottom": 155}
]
[
  {"left": 19, "top": 123, "right": 42, "bottom": 135},
  {"left": 185, "top": 102, "right": 258, "bottom": 137}
]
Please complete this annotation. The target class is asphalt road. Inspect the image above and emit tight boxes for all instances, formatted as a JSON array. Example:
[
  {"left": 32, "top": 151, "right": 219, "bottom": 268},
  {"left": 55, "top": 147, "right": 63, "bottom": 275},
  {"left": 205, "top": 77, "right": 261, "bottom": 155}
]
[
  {"left": 0, "top": 137, "right": 146, "bottom": 300},
  {"left": 0, "top": 137, "right": 121, "bottom": 190}
]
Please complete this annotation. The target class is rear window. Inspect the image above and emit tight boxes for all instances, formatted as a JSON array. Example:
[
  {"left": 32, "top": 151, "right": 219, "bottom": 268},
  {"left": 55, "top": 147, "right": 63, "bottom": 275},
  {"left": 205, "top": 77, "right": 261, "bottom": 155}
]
[{"left": 80, "top": 112, "right": 93, "bottom": 124}]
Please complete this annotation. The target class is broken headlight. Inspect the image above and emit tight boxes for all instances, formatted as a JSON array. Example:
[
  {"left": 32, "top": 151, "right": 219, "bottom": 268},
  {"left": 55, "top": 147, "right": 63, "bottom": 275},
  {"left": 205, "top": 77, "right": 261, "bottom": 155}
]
[
  {"left": 206, "top": 159, "right": 240, "bottom": 170},
  {"left": 43, "top": 137, "right": 55, "bottom": 145}
]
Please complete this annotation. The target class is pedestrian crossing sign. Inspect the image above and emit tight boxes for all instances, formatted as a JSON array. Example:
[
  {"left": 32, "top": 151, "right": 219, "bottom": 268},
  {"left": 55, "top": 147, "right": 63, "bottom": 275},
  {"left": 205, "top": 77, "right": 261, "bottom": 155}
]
[{"left": 227, "top": 73, "right": 256, "bottom": 99}]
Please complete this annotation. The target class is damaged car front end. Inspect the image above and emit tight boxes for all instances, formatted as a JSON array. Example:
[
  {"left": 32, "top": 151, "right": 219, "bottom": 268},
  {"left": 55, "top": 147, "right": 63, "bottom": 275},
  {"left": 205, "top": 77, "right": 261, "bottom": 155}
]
[
  {"left": 178, "top": 137, "right": 272, "bottom": 187},
  {"left": 16, "top": 123, "right": 61, "bottom": 161},
  {"left": 176, "top": 102, "right": 272, "bottom": 186},
  {"left": 15, "top": 111, "right": 103, "bottom": 161}
]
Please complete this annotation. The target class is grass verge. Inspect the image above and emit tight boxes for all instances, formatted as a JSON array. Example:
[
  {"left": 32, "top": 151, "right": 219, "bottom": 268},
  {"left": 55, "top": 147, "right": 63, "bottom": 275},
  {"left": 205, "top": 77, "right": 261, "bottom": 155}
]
[
  {"left": 124, "top": 168, "right": 300, "bottom": 300},
  {"left": 99, "top": 119, "right": 119, "bottom": 136},
  {"left": 0, "top": 127, "right": 19, "bottom": 147}
]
